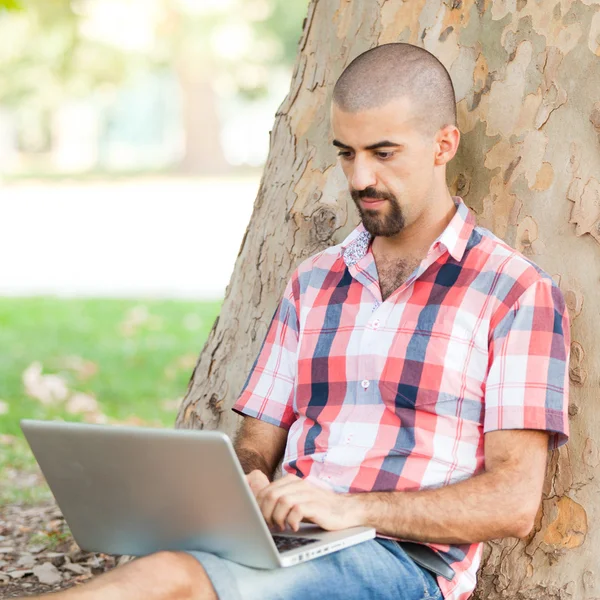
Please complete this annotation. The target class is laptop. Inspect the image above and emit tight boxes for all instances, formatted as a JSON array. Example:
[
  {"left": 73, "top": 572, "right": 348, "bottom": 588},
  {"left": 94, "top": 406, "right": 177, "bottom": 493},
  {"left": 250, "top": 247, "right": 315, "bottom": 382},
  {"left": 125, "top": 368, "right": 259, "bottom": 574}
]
[{"left": 20, "top": 419, "right": 375, "bottom": 568}]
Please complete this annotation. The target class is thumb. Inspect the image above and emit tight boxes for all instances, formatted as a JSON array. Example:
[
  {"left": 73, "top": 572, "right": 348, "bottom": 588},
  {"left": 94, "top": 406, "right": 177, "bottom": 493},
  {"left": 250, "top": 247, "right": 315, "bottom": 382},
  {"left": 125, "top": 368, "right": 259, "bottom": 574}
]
[{"left": 246, "top": 470, "right": 270, "bottom": 494}]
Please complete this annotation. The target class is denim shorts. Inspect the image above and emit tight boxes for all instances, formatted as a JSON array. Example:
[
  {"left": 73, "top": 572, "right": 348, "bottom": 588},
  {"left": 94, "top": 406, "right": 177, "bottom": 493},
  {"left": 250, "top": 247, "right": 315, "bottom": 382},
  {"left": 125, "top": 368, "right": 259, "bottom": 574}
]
[{"left": 186, "top": 538, "right": 442, "bottom": 600}]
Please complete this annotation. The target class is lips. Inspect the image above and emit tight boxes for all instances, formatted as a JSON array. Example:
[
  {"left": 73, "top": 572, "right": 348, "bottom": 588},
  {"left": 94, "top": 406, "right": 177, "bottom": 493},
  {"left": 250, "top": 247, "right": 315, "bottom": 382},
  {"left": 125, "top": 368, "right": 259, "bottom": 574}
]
[{"left": 360, "top": 198, "right": 386, "bottom": 209}]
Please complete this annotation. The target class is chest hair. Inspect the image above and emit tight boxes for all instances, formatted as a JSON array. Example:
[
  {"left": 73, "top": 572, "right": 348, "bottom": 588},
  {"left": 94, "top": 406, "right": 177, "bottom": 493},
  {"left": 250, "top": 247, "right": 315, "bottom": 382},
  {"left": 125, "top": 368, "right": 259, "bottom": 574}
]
[{"left": 375, "top": 255, "right": 422, "bottom": 301}]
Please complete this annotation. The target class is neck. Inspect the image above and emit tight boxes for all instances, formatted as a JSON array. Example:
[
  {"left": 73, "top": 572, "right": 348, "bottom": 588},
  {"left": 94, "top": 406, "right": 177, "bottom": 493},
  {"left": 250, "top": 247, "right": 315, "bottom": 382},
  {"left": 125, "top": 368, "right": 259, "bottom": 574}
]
[{"left": 372, "top": 190, "right": 457, "bottom": 258}]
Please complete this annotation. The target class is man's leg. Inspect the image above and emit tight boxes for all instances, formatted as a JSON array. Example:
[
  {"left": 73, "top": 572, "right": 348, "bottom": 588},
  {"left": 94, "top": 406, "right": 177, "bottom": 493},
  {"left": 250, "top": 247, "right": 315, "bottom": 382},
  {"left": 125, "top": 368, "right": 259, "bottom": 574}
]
[
  {"left": 20, "top": 551, "right": 217, "bottom": 600},
  {"left": 187, "top": 539, "right": 442, "bottom": 600}
]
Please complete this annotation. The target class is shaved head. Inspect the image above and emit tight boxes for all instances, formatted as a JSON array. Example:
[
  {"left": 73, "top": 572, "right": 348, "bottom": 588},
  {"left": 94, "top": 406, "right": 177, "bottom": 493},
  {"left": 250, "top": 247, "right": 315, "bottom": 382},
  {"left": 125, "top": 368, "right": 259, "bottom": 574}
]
[{"left": 333, "top": 43, "right": 457, "bottom": 138}]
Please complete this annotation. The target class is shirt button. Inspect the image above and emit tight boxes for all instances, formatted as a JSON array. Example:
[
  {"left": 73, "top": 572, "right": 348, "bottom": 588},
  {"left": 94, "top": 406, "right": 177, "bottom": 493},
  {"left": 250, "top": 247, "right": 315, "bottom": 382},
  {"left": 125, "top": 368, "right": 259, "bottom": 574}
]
[
  {"left": 372, "top": 319, "right": 380, "bottom": 329},
  {"left": 361, "top": 379, "right": 370, "bottom": 389}
]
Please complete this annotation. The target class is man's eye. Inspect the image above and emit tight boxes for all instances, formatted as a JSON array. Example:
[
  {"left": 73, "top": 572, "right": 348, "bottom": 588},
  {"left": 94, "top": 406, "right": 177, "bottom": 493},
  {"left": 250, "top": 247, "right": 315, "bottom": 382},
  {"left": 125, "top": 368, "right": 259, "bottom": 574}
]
[
  {"left": 376, "top": 151, "right": 394, "bottom": 160},
  {"left": 337, "top": 151, "right": 353, "bottom": 159}
]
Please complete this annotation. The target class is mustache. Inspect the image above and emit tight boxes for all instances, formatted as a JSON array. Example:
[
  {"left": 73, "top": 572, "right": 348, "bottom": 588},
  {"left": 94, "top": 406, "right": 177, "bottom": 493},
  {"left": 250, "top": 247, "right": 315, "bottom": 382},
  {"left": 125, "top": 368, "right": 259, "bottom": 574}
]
[{"left": 351, "top": 187, "right": 395, "bottom": 202}]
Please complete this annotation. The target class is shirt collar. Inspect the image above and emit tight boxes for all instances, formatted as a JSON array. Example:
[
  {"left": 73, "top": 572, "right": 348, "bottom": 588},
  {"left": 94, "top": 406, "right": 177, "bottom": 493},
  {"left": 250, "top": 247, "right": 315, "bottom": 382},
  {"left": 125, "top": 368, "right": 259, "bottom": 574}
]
[{"left": 341, "top": 196, "right": 476, "bottom": 267}]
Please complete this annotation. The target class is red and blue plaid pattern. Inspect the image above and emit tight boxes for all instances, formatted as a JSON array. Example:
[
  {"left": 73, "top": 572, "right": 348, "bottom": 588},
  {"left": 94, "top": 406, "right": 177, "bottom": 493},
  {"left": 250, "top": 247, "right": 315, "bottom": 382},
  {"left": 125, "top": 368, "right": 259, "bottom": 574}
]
[{"left": 233, "top": 196, "right": 570, "bottom": 600}]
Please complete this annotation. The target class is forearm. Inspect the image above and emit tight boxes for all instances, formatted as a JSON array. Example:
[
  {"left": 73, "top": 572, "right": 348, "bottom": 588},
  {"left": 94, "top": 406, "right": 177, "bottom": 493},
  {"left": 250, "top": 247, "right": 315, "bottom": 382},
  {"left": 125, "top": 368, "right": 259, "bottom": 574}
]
[
  {"left": 349, "top": 468, "right": 538, "bottom": 544},
  {"left": 233, "top": 416, "right": 287, "bottom": 481},
  {"left": 235, "top": 447, "right": 274, "bottom": 481}
]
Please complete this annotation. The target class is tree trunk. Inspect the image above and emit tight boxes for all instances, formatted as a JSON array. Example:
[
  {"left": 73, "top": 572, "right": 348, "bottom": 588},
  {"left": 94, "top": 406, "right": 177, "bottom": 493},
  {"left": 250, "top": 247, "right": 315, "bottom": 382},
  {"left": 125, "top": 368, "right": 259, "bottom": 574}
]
[{"left": 177, "top": 1, "right": 600, "bottom": 597}]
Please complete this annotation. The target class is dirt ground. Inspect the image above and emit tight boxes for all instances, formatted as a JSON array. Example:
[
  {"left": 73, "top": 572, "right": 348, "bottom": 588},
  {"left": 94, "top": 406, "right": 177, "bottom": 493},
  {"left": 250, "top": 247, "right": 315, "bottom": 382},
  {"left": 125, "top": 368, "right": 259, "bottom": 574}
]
[{"left": 0, "top": 500, "right": 120, "bottom": 598}]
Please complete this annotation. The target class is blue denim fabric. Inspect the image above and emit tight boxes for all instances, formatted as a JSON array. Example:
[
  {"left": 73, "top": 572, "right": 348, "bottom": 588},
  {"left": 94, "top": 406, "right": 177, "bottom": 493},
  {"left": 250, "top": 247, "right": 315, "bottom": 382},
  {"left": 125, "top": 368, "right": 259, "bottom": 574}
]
[{"left": 186, "top": 538, "right": 442, "bottom": 600}]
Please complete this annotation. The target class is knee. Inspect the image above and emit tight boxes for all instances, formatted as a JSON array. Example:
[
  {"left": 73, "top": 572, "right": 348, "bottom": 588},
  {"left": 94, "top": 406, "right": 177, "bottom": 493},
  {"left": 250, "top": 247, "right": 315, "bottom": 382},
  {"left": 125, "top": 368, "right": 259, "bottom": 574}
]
[{"left": 132, "top": 550, "right": 210, "bottom": 599}]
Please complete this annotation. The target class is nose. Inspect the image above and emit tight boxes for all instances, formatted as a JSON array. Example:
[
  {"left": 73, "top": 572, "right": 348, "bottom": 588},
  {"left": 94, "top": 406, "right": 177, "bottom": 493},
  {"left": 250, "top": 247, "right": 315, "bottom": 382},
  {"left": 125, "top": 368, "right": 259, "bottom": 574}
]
[{"left": 350, "top": 156, "right": 377, "bottom": 191}]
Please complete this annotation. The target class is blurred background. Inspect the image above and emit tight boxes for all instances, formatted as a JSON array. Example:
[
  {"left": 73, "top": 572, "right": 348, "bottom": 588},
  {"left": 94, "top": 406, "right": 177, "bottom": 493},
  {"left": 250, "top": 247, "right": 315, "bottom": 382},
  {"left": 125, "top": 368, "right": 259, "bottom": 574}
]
[{"left": 0, "top": 0, "right": 307, "bottom": 504}]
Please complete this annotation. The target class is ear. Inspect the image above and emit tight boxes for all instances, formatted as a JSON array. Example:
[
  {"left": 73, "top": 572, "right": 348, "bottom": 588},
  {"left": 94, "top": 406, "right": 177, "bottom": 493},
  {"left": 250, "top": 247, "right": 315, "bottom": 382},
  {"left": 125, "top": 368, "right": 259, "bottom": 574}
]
[{"left": 434, "top": 125, "right": 460, "bottom": 166}]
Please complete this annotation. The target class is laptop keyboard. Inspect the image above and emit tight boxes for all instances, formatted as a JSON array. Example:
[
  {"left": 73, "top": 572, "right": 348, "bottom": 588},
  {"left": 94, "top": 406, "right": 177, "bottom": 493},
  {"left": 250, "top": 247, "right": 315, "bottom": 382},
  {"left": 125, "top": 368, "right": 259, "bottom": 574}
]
[{"left": 272, "top": 534, "right": 319, "bottom": 553}]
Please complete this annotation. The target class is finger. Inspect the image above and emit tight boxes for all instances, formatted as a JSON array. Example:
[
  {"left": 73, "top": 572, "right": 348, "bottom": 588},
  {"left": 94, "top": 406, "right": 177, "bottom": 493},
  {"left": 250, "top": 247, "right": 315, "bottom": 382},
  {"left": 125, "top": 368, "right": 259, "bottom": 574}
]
[
  {"left": 271, "top": 494, "right": 299, "bottom": 532},
  {"left": 270, "top": 491, "right": 315, "bottom": 531},
  {"left": 246, "top": 471, "right": 269, "bottom": 495},
  {"left": 286, "top": 504, "right": 307, "bottom": 532},
  {"left": 257, "top": 473, "right": 300, "bottom": 495},
  {"left": 256, "top": 480, "right": 309, "bottom": 523},
  {"left": 256, "top": 477, "right": 309, "bottom": 505},
  {"left": 262, "top": 490, "right": 315, "bottom": 531}
]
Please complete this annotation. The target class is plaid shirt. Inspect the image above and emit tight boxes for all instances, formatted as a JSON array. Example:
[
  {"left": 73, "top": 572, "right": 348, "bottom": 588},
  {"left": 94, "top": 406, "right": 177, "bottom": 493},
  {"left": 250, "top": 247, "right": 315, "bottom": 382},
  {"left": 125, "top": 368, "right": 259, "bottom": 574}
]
[{"left": 233, "top": 196, "right": 570, "bottom": 600}]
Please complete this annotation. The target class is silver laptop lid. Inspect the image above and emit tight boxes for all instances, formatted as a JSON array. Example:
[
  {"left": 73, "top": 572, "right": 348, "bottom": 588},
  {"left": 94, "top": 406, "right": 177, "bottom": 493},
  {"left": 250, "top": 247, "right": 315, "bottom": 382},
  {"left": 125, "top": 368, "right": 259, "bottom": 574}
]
[{"left": 20, "top": 419, "right": 281, "bottom": 567}]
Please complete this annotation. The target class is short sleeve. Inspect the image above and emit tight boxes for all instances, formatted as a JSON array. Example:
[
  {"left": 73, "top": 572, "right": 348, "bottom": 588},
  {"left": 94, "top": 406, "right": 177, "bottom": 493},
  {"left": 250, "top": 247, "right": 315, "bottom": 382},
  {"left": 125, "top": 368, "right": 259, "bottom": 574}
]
[
  {"left": 232, "top": 274, "right": 300, "bottom": 430},
  {"left": 484, "top": 278, "right": 570, "bottom": 449}
]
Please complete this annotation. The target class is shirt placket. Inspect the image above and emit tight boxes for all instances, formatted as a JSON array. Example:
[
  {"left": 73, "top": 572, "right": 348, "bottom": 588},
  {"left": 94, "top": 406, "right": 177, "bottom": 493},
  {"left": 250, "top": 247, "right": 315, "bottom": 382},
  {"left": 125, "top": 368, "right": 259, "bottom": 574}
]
[{"left": 343, "top": 301, "right": 390, "bottom": 446}]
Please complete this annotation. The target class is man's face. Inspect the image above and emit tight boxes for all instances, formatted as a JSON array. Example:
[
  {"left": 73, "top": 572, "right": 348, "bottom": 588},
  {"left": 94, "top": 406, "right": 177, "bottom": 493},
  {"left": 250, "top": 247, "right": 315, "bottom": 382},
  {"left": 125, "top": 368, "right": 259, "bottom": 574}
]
[{"left": 331, "top": 96, "right": 435, "bottom": 238}]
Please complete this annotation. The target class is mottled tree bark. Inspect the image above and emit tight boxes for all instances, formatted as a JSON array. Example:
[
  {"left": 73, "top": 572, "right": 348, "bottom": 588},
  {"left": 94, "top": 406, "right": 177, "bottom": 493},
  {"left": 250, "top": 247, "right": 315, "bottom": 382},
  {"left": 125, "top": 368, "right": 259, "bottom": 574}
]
[{"left": 177, "top": 1, "right": 600, "bottom": 597}]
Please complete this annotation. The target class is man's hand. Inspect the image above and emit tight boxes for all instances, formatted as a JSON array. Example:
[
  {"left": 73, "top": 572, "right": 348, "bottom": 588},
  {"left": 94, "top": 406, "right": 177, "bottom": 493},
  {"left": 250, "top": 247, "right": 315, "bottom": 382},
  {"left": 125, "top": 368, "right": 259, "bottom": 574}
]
[
  {"left": 246, "top": 469, "right": 270, "bottom": 496},
  {"left": 253, "top": 474, "right": 363, "bottom": 532}
]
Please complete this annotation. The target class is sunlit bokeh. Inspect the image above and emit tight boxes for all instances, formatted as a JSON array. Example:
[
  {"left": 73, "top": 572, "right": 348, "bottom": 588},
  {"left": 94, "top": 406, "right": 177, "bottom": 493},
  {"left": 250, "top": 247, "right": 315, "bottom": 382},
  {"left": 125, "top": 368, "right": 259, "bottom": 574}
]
[{"left": 0, "top": 0, "right": 307, "bottom": 505}]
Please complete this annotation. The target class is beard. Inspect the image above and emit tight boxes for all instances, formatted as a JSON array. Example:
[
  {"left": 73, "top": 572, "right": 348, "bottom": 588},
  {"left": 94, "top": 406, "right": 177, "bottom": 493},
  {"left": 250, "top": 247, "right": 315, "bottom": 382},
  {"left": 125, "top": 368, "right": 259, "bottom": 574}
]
[{"left": 351, "top": 186, "right": 406, "bottom": 237}]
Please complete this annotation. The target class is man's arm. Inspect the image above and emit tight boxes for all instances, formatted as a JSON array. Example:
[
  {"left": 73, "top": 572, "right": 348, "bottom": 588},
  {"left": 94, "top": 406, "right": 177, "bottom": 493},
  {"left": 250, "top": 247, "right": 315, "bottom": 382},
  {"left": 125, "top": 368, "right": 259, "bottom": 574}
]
[
  {"left": 255, "top": 429, "right": 549, "bottom": 543},
  {"left": 233, "top": 415, "right": 288, "bottom": 482},
  {"left": 351, "top": 429, "right": 549, "bottom": 543}
]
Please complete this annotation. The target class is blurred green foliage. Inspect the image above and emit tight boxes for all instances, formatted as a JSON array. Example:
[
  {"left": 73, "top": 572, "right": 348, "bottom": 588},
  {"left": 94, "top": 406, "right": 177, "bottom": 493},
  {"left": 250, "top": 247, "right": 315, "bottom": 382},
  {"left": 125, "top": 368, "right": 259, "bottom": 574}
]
[
  {"left": 0, "top": 0, "right": 23, "bottom": 10},
  {"left": 0, "top": 0, "right": 308, "bottom": 117},
  {"left": 0, "top": 297, "right": 221, "bottom": 436},
  {"left": 0, "top": 297, "right": 222, "bottom": 504}
]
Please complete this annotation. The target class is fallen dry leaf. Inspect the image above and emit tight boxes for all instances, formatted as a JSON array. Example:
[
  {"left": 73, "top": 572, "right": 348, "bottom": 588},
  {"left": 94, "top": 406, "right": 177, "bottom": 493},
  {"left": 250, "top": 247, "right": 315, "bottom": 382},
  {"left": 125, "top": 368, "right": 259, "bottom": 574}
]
[
  {"left": 22, "top": 362, "right": 69, "bottom": 406},
  {"left": 16, "top": 554, "right": 36, "bottom": 569},
  {"left": 33, "top": 562, "right": 62, "bottom": 585},
  {"left": 116, "top": 415, "right": 151, "bottom": 427},
  {"left": 1, "top": 496, "right": 119, "bottom": 596},
  {"left": 119, "top": 305, "right": 162, "bottom": 336},
  {"left": 82, "top": 412, "right": 109, "bottom": 425},
  {"left": 8, "top": 569, "right": 33, "bottom": 580},
  {"left": 56, "top": 357, "right": 98, "bottom": 382},
  {"left": 63, "top": 562, "right": 87, "bottom": 575},
  {"left": 0, "top": 434, "right": 18, "bottom": 446},
  {"left": 65, "top": 393, "right": 98, "bottom": 415}
]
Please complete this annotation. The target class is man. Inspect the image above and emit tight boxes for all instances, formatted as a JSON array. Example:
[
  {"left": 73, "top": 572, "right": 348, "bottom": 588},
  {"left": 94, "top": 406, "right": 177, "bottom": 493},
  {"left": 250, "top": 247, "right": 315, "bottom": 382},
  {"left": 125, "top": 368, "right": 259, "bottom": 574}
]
[{"left": 30, "top": 43, "right": 569, "bottom": 600}]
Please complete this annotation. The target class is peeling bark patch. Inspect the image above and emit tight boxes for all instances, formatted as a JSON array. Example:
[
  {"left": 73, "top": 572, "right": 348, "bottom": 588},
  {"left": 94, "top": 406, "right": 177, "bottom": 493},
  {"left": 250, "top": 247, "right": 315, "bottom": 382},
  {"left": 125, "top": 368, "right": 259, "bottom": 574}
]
[
  {"left": 543, "top": 496, "right": 588, "bottom": 549},
  {"left": 567, "top": 176, "right": 600, "bottom": 244},
  {"left": 569, "top": 341, "right": 587, "bottom": 387},
  {"left": 590, "top": 101, "right": 600, "bottom": 139},
  {"left": 504, "top": 155, "right": 522, "bottom": 184},
  {"left": 180, "top": 405, "right": 204, "bottom": 430},
  {"left": 589, "top": 9, "right": 600, "bottom": 56},
  {"left": 583, "top": 570, "right": 595, "bottom": 591},
  {"left": 583, "top": 438, "right": 600, "bottom": 468},
  {"left": 207, "top": 394, "right": 224, "bottom": 424},
  {"left": 535, "top": 83, "right": 567, "bottom": 129},
  {"left": 312, "top": 206, "right": 338, "bottom": 242},
  {"left": 533, "top": 162, "right": 554, "bottom": 190},
  {"left": 552, "top": 3, "right": 561, "bottom": 20},
  {"left": 564, "top": 290, "right": 584, "bottom": 321},
  {"left": 486, "top": 40, "right": 533, "bottom": 136},
  {"left": 453, "top": 172, "right": 471, "bottom": 197},
  {"left": 473, "top": 52, "right": 489, "bottom": 91},
  {"left": 516, "top": 215, "right": 539, "bottom": 254},
  {"left": 439, "top": 25, "right": 454, "bottom": 41}
]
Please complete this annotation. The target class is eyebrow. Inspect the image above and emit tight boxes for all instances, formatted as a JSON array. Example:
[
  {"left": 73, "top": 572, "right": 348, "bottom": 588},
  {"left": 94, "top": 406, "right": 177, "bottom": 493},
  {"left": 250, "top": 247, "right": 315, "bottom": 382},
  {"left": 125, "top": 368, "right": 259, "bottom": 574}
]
[{"left": 332, "top": 139, "right": 404, "bottom": 151}]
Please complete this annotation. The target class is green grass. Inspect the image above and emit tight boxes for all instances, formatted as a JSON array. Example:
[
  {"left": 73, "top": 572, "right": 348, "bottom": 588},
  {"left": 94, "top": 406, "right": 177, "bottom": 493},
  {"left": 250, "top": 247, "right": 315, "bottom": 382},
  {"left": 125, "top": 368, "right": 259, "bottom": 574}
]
[{"left": 0, "top": 297, "right": 221, "bottom": 505}]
